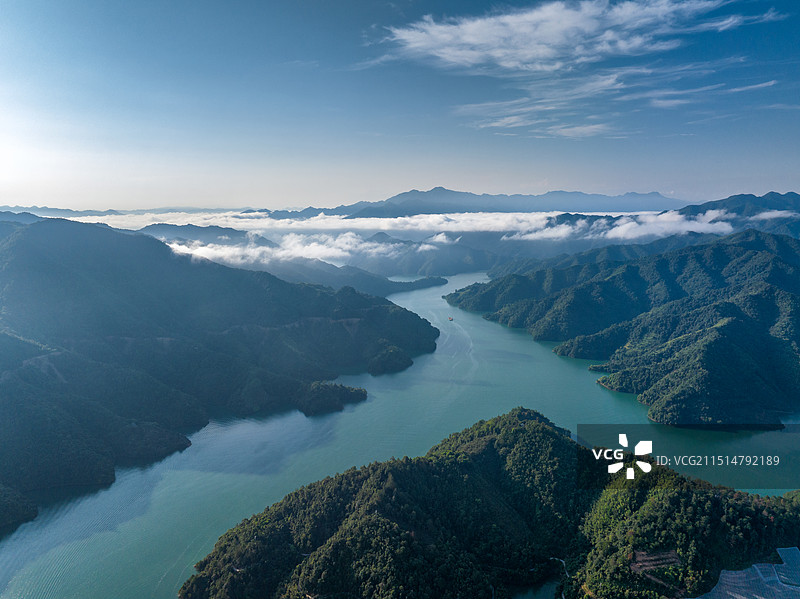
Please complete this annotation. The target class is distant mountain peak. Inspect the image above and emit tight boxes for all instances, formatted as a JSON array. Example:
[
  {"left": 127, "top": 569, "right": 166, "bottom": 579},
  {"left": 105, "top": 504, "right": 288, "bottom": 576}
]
[
  {"left": 621, "top": 191, "right": 665, "bottom": 198},
  {"left": 367, "top": 231, "right": 403, "bottom": 243}
]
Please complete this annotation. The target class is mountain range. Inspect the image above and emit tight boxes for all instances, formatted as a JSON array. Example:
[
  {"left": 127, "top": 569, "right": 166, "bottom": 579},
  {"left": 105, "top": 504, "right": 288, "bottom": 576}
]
[
  {"left": 447, "top": 229, "right": 800, "bottom": 426},
  {"left": 261, "top": 191, "right": 800, "bottom": 272},
  {"left": 9, "top": 191, "right": 800, "bottom": 281},
  {"left": 0, "top": 188, "right": 686, "bottom": 223},
  {"left": 4, "top": 189, "right": 800, "bottom": 531},
  {"left": 263, "top": 187, "right": 687, "bottom": 219},
  {"left": 0, "top": 219, "right": 439, "bottom": 534}
]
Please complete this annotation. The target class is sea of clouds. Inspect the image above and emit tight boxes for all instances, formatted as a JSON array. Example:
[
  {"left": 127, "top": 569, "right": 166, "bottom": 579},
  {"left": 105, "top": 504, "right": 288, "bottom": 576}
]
[
  {"left": 74, "top": 208, "right": 734, "bottom": 237},
  {"left": 68, "top": 208, "right": 748, "bottom": 265}
]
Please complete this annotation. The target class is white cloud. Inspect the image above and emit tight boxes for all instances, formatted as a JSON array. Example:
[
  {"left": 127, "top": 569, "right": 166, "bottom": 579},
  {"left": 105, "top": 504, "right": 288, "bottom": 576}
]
[
  {"left": 475, "top": 114, "right": 549, "bottom": 129},
  {"left": 71, "top": 206, "right": 742, "bottom": 245},
  {"left": 169, "top": 232, "right": 409, "bottom": 266},
  {"left": 603, "top": 210, "right": 733, "bottom": 239},
  {"left": 725, "top": 80, "right": 778, "bottom": 93},
  {"left": 72, "top": 210, "right": 250, "bottom": 231},
  {"left": 388, "top": 1, "right": 730, "bottom": 73},
  {"left": 427, "top": 232, "right": 461, "bottom": 244},
  {"left": 549, "top": 123, "right": 612, "bottom": 137},
  {"left": 750, "top": 210, "right": 800, "bottom": 221},
  {"left": 763, "top": 104, "right": 800, "bottom": 111},
  {"left": 680, "top": 6, "right": 785, "bottom": 33},
  {"left": 504, "top": 219, "right": 592, "bottom": 240},
  {"left": 617, "top": 82, "right": 725, "bottom": 104},
  {"left": 73, "top": 210, "right": 573, "bottom": 234},
  {"left": 71, "top": 207, "right": 747, "bottom": 268},
  {"left": 380, "top": 1, "right": 783, "bottom": 136},
  {"left": 650, "top": 98, "right": 692, "bottom": 108},
  {"left": 502, "top": 210, "right": 733, "bottom": 241}
]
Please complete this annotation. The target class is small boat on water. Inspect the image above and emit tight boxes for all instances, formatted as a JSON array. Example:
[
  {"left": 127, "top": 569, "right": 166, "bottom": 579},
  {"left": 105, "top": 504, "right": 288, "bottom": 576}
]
[{"left": 448, "top": 316, "right": 454, "bottom": 321}]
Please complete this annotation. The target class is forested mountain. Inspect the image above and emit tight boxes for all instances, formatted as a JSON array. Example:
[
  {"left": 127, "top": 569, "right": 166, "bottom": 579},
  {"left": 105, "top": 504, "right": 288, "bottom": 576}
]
[
  {"left": 447, "top": 230, "right": 800, "bottom": 426},
  {"left": 0, "top": 211, "right": 40, "bottom": 225},
  {"left": 180, "top": 409, "right": 800, "bottom": 599},
  {"left": 679, "top": 191, "right": 800, "bottom": 219},
  {"left": 488, "top": 232, "right": 719, "bottom": 278},
  {"left": 675, "top": 191, "right": 800, "bottom": 238},
  {"left": 0, "top": 219, "right": 438, "bottom": 534}
]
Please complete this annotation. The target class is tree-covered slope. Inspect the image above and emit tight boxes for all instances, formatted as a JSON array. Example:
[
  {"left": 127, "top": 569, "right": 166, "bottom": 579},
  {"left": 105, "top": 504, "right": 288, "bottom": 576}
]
[
  {"left": 0, "top": 219, "right": 439, "bottom": 534},
  {"left": 180, "top": 409, "right": 800, "bottom": 599},
  {"left": 180, "top": 409, "right": 602, "bottom": 599},
  {"left": 679, "top": 191, "right": 800, "bottom": 219},
  {"left": 446, "top": 230, "right": 800, "bottom": 426},
  {"left": 488, "top": 232, "right": 718, "bottom": 278},
  {"left": 572, "top": 470, "right": 800, "bottom": 598}
]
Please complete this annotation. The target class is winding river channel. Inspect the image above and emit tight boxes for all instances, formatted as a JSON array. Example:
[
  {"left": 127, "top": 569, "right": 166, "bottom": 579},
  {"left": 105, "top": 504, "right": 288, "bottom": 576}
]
[{"left": 2, "top": 273, "right": 799, "bottom": 599}]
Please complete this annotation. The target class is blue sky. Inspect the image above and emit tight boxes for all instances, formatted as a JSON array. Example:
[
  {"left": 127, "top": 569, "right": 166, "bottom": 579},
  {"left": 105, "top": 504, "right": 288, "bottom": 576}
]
[{"left": 1, "top": 0, "right": 798, "bottom": 209}]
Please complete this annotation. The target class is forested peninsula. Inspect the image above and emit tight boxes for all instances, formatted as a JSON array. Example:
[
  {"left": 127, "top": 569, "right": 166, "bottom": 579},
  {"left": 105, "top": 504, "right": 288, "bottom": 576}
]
[
  {"left": 181, "top": 408, "right": 800, "bottom": 599},
  {"left": 447, "top": 230, "right": 800, "bottom": 427},
  {"left": 0, "top": 219, "right": 439, "bottom": 534}
]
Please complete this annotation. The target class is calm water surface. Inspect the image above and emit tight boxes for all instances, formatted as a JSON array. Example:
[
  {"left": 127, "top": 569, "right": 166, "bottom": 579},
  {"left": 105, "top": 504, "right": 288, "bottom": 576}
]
[{"left": 1, "top": 273, "right": 797, "bottom": 598}]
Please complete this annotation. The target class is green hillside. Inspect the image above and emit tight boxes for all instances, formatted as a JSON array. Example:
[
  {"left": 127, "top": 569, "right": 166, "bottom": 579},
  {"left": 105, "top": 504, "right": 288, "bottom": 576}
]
[
  {"left": 487, "top": 233, "right": 719, "bottom": 278},
  {"left": 180, "top": 409, "right": 800, "bottom": 599},
  {"left": 446, "top": 230, "right": 800, "bottom": 426},
  {"left": 0, "top": 219, "right": 439, "bottom": 534}
]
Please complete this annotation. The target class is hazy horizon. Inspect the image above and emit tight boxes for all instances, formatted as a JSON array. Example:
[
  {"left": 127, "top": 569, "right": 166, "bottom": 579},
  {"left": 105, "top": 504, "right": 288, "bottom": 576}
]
[
  {"left": 1, "top": 185, "right": 692, "bottom": 213},
  {"left": 1, "top": 185, "right": 798, "bottom": 214}
]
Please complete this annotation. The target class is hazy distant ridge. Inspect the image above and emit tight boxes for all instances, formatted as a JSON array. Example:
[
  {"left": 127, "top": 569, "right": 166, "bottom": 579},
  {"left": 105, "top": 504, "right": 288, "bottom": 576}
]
[{"left": 265, "top": 187, "right": 687, "bottom": 219}]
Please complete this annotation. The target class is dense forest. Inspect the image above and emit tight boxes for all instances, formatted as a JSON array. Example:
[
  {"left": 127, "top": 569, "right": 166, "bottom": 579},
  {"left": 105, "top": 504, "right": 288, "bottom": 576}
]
[
  {"left": 181, "top": 408, "right": 800, "bottom": 599},
  {"left": 447, "top": 230, "right": 800, "bottom": 427},
  {"left": 0, "top": 219, "right": 439, "bottom": 534},
  {"left": 487, "top": 232, "right": 718, "bottom": 279}
]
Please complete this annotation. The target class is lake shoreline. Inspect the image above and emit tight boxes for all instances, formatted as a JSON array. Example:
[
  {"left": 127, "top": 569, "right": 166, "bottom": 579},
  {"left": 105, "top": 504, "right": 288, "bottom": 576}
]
[{"left": 2, "top": 273, "right": 798, "bottom": 599}]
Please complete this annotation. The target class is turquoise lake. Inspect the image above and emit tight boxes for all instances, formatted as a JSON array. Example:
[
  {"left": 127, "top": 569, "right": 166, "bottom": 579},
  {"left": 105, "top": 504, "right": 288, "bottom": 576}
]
[{"left": 1, "top": 272, "right": 798, "bottom": 598}]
